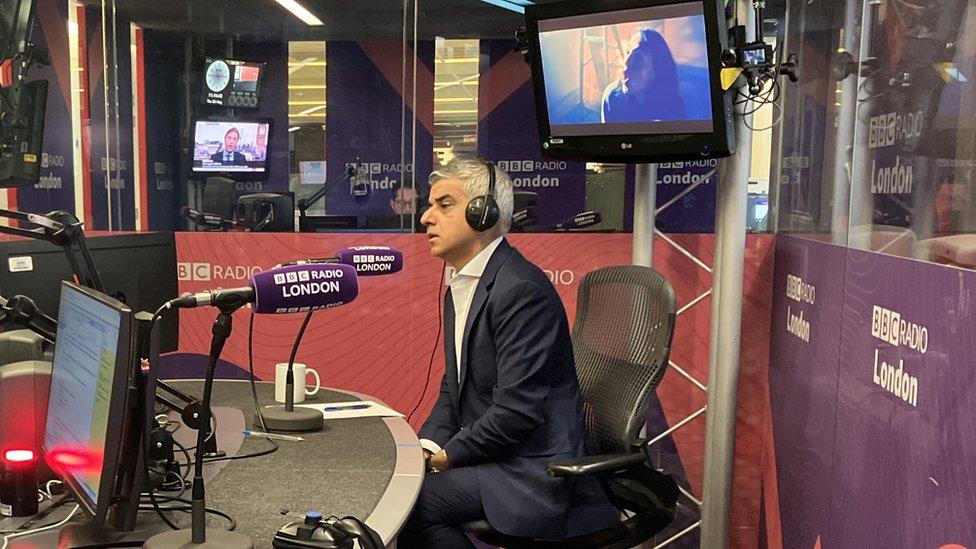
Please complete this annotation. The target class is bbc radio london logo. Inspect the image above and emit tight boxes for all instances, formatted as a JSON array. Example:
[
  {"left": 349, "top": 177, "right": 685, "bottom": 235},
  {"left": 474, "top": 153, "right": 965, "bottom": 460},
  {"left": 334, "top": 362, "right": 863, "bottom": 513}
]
[
  {"left": 870, "top": 305, "right": 928, "bottom": 353},
  {"left": 273, "top": 271, "right": 310, "bottom": 285},
  {"left": 178, "top": 263, "right": 211, "bottom": 281},
  {"left": 178, "top": 262, "right": 261, "bottom": 282}
]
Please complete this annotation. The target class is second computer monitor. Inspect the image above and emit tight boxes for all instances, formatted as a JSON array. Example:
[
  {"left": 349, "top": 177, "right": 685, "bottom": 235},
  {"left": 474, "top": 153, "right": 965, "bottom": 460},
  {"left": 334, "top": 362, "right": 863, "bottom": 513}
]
[{"left": 42, "top": 281, "right": 132, "bottom": 522}]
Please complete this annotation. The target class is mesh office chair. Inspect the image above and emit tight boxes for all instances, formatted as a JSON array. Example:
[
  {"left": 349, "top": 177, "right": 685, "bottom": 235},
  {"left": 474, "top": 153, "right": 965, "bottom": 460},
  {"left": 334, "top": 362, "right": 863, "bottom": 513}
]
[{"left": 466, "top": 265, "right": 680, "bottom": 548}]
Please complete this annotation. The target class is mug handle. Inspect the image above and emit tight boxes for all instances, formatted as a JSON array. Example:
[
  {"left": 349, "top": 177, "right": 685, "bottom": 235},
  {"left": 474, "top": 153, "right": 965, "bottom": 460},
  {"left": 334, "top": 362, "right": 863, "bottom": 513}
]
[{"left": 305, "top": 368, "right": 321, "bottom": 395}]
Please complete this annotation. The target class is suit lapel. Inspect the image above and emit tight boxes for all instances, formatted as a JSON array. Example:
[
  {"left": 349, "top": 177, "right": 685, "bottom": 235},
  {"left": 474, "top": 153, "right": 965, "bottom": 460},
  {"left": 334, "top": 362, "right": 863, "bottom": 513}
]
[
  {"left": 458, "top": 240, "right": 512, "bottom": 395},
  {"left": 444, "top": 287, "right": 457, "bottom": 389}
]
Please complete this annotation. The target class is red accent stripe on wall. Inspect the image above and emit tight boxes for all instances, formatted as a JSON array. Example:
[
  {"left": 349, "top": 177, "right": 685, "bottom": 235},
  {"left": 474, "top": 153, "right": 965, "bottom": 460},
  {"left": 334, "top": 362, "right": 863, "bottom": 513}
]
[
  {"left": 6, "top": 185, "right": 17, "bottom": 218},
  {"left": 478, "top": 51, "right": 531, "bottom": 122},
  {"left": 76, "top": 4, "right": 92, "bottom": 224},
  {"left": 134, "top": 26, "right": 148, "bottom": 231},
  {"left": 358, "top": 42, "right": 435, "bottom": 135}
]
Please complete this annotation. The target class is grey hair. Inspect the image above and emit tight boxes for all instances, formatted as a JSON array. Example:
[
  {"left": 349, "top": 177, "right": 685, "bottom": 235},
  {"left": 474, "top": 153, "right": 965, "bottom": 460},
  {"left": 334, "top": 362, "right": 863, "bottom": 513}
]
[{"left": 428, "top": 159, "right": 514, "bottom": 234}]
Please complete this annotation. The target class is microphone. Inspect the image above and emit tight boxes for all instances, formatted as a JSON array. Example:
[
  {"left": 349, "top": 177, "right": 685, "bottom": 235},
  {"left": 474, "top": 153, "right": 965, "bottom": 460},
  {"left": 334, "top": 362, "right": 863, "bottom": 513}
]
[
  {"left": 276, "top": 246, "right": 404, "bottom": 276},
  {"left": 171, "top": 263, "right": 359, "bottom": 314},
  {"left": 180, "top": 206, "right": 238, "bottom": 230},
  {"left": 335, "top": 246, "right": 403, "bottom": 276},
  {"left": 512, "top": 206, "right": 539, "bottom": 228},
  {"left": 554, "top": 210, "right": 602, "bottom": 230}
]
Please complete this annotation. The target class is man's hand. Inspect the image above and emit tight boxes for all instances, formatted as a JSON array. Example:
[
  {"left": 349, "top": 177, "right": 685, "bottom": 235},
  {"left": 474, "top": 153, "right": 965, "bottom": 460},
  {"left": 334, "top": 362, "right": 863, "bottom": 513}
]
[
  {"left": 423, "top": 448, "right": 433, "bottom": 459},
  {"left": 429, "top": 450, "right": 452, "bottom": 472}
]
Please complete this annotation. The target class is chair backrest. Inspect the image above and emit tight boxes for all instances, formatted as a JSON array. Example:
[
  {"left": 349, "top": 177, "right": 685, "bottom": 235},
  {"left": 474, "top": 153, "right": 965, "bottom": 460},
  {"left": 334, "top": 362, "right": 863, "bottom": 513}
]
[{"left": 572, "top": 265, "right": 676, "bottom": 455}]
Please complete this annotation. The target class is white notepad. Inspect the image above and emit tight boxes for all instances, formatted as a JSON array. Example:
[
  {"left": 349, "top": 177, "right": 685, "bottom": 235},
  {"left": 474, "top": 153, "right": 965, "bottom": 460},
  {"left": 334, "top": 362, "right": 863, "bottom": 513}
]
[{"left": 296, "top": 400, "right": 404, "bottom": 419}]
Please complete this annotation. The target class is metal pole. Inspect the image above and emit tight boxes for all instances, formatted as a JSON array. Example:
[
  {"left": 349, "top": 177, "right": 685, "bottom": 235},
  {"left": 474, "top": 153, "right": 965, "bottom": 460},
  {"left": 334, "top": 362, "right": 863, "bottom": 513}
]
[
  {"left": 847, "top": 0, "right": 877, "bottom": 250},
  {"left": 700, "top": 0, "right": 754, "bottom": 544},
  {"left": 632, "top": 163, "right": 657, "bottom": 266},
  {"left": 100, "top": 0, "right": 113, "bottom": 230},
  {"left": 830, "top": 0, "right": 862, "bottom": 243}
]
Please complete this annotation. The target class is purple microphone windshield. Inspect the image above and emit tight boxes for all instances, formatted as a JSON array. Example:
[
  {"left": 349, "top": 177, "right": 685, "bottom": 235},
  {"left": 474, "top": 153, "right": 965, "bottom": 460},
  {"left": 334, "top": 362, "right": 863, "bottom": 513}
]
[
  {"left": 251, "top": 263, "right": 359, "bottom": 314},
  {"left": 335, "top": 246, "right": 403, "bottom": 276}
]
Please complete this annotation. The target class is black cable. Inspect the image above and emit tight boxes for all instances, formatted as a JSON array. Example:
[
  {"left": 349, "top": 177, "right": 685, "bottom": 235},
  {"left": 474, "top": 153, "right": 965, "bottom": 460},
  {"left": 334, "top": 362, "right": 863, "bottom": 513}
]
[
  {"left": 248, "top": 308, "right": 268, "bottom": 432},
  {"left": 136, "top": 495, "right": 237, "bottom": 532},
  {"left": 171, "top": 435, "right": 278, "bottom": 468},
  {"left": 143, "top": 303, "right": 180, "bottom": 530},
  {"left": 172, "top": 439, "right": 192, "bottom": 481},
  {"left": 201, "top": 436, "right": 278, "bottom": 464},
  {"left": 407, "top": 261, "right": 446, "bottom": 421},
  {"left": 0, "top": 494, "right": 73, "bottom": 534}
]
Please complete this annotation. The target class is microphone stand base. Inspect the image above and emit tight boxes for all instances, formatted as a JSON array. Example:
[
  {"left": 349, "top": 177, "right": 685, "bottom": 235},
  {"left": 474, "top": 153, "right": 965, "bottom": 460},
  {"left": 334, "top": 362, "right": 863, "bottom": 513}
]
[
  {"left": 258, "top": 405, "right": 323, "bottom": 432},
  {"left": 142, "top": 527, "right": 254, "bottom": 549}
]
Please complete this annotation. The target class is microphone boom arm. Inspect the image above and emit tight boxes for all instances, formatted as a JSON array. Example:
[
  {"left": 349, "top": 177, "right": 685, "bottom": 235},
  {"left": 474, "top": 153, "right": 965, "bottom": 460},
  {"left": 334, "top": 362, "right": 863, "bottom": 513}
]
[
  {"left": 0, "top": 209, "right": 104, "bottom": 291},
  {"left": 297, "top": 160, "right": 359, "bottom": 218}
]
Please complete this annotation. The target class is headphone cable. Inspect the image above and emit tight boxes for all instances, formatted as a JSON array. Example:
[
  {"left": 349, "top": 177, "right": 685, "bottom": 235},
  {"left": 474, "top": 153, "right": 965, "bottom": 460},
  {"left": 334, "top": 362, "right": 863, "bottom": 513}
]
[{"left": 407, "top": 262, "right": 445, "bottom": 422}]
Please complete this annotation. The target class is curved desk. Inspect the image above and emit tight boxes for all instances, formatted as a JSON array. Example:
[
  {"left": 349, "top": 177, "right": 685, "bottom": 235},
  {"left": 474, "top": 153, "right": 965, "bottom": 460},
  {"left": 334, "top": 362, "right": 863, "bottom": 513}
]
[
  {"left": 171, "top": 379, "right": 425, "bottom": 546},
  {"left": 2, "top": 379, "right": 423, "bottom": 548}
]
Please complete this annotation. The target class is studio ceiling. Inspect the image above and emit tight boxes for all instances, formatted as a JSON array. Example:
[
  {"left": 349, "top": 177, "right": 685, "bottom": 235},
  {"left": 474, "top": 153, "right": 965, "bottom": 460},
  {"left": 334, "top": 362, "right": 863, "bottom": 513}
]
[{"left": 96, "top": 0, "right": 540, "bottom": 41}]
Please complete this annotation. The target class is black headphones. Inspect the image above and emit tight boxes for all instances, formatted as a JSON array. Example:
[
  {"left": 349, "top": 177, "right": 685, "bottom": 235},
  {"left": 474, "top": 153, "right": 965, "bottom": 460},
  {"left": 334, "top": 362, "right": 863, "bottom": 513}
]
[
  {"left": 464, "top": 159, "right": 500, "bottom": 232},
  {"left": 273, "top": 514, "right": 384, "bottom": 549}
]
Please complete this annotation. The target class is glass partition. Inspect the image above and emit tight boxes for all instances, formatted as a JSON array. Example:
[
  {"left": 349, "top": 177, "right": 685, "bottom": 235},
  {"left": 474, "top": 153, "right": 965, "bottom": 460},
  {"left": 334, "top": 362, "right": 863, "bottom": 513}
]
[{"left": 777, "top": 0, "right": 976, "bottom": 270}]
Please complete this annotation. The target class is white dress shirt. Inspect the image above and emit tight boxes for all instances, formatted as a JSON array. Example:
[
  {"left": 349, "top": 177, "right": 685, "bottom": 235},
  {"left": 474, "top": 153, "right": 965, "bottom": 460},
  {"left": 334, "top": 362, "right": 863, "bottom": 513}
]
[
  {"left": 421, "top": 236, "right": 504, "bottom": 456},
  {"left": 448, "top": 236, "right": 504, "bottom": 381}
]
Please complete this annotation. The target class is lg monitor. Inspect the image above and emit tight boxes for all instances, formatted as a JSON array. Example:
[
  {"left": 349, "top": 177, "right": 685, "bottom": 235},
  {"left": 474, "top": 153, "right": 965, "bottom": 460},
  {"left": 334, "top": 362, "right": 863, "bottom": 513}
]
[
  {"left": 42, "top": 282, "right": 132, "bottom": 522},
  {"left": 201, "top": 57, "right": 265, "bottom": 109},
  {"left": 190, "top": 118, "right": 271, "bottom": 178},
  {"left": 525, "top": 0, "right": 734, "bottom": 162}
]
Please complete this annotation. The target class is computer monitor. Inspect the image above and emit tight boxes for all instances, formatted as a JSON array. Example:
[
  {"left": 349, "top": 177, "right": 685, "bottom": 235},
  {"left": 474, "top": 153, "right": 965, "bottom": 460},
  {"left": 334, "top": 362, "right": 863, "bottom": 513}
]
[
  {"left": 42, "top": 282, "right": 132, "bottom": 522},
  {"left": 0, "top": 232, "right": 179, "bottom": 352},
  {"left": 237, "top": 192, "right": 295, "bottom": 232},
  {"left": 190, "top": 118, "right": 271, "bottom": 179},
  {"left": 0, "top": 79, "right": 48, "bottom": 188},
  {"left": 525, "top": 0, "right": 734, "bottom": 162}
]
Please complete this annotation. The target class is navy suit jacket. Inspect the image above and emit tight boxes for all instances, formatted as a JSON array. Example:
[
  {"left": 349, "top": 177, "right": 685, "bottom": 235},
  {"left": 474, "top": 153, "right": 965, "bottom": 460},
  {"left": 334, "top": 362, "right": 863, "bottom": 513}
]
[
  {"left": 209, "top": 150, "right": 246, "bottom": 165},
  {"left": 419, "top": 239, "right": 617, "bottom": 539}
]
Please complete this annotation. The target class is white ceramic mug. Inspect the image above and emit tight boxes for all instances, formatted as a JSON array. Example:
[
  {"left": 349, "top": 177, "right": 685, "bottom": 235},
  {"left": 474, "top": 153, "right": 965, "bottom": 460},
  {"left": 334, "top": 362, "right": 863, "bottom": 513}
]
[{"left": 274, "top": 363, "right": 321, "bottom": 404}]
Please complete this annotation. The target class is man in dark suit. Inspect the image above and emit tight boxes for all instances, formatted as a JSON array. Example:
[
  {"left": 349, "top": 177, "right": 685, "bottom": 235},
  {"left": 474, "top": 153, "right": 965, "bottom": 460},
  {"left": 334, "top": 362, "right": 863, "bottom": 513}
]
[
  {"left": 400, "top": 159, "right": 617, "bottom": 548},
  {"left": 209, "top": 127, "right": 246, "bottom": 165}
]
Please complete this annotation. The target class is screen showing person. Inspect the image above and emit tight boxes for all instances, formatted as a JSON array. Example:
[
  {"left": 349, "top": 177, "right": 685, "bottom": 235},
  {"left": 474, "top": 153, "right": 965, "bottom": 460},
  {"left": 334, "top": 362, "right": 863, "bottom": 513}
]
[
  {"left": 192, "top": 120, "right": 270, "bottom": 173},
  {"left": 537, "top": 1, "right": 713, "bottom": 136},
  {"left": 742, "top": 46, "right": 767, "bottom": 66}
]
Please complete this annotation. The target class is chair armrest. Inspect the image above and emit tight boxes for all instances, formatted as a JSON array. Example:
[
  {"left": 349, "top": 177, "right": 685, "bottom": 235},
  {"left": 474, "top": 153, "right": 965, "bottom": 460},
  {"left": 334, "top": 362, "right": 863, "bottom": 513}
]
[{"left": 546, "top": 451, "right": 647, "bottom": 477}]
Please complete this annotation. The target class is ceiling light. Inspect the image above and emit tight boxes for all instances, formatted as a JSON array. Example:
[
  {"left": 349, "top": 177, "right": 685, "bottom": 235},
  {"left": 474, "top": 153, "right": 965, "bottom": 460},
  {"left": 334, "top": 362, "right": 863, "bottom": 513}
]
[
  {"left": 478, "top": 0, "right": 531, "bottom": 13},
  {"left": 297, "top": 105, "right": 327, "bottom": 116},
  {"left": 272, "top": 0, "right": 323, "bottom": 26}
]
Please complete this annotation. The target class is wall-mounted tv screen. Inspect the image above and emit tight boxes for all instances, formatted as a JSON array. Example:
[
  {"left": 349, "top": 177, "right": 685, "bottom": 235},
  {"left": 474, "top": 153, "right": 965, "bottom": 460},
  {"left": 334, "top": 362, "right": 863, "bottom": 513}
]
[
  {"left": 201, "top": 57, "right": 265, "bottom": 108},
  {"left": 526, "top": 0, "right": 734, "bottom": 163},
  {"left": 190, "top": 119, "right": 270, "bottom": 177}
]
